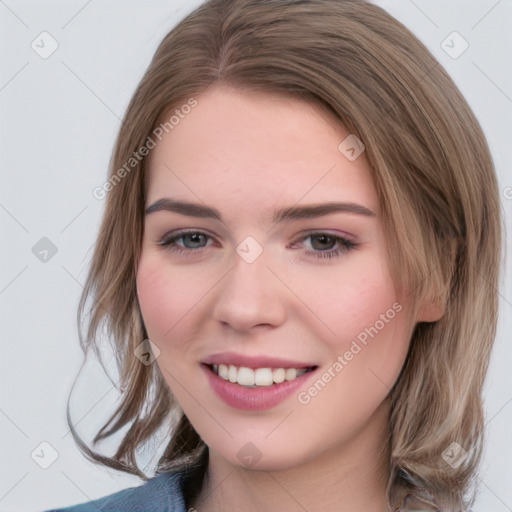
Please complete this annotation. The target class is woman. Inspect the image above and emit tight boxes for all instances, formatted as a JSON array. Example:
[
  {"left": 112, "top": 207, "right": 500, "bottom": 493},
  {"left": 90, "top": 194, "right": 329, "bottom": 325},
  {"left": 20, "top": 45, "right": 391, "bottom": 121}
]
[{"left": 46, "top": 0, "right": 502, "bottom": 510}]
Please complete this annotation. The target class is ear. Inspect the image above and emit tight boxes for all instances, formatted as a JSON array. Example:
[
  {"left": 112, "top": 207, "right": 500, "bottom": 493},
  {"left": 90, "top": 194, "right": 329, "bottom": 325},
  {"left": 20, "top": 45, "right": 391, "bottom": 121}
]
[{"left": 416, "top": 300, "right": 445, "bottom": 323}]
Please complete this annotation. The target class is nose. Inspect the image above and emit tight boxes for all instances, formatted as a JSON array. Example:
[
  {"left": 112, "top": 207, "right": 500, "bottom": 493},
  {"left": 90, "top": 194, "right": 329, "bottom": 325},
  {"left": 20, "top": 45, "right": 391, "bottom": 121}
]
[{"left": 212, "top": 251, "right": 287, "bottom": 332}]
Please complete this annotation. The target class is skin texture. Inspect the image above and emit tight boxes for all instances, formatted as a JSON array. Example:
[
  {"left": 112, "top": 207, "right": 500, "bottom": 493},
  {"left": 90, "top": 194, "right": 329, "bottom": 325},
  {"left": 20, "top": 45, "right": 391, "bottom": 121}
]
[{"left": 136, "top": 86, "right": 438, "bottom": 512}]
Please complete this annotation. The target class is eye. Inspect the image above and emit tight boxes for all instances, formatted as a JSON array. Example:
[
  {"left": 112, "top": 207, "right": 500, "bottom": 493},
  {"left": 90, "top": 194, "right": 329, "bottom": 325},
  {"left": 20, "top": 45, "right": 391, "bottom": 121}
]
[
  {"left": 157, "top": 230, "right": 357, "bottom": 260},
  {"left": 157, "top": 230, "right": 214, "bottom": 254},
  {"left": 291, "top": 232, "right": 356, "bottom": 260}
]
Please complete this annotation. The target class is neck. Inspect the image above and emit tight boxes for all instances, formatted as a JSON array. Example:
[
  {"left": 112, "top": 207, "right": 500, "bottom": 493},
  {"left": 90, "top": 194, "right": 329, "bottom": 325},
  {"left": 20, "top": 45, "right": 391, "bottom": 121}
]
[{"left": 190, "top": 402, "right": 391, "bottom": 512}]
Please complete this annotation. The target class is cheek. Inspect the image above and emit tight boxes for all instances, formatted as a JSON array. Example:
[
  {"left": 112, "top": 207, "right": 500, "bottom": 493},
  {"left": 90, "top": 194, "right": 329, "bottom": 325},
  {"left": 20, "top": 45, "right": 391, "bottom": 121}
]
[
  {"left": 290, "top": 251, "right": 411, "bottom": 396},
  {"left": 289, "top": 250, "right": 400, "bottom": 346},
  {"left": 136, "top": 253, "right": 207, "bottom": 348},
  {"left": 137, "top": 261, "right": 178, "bottom": 340}
]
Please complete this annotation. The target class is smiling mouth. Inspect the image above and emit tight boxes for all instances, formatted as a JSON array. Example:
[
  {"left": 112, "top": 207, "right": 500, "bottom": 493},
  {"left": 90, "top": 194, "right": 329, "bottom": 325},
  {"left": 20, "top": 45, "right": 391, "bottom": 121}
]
[{"left": 207, "top": 363, "right": 316, "bottom": 387}]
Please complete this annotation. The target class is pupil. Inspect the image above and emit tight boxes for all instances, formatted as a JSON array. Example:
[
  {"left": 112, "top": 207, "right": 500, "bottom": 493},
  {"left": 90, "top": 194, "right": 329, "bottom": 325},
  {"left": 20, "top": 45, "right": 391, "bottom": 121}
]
[
  {"left": 311, "top": 235, "right": 335, "bottom": 251},
  {"left": 184, "top": 233, "right": 205, "bottom": 248}
]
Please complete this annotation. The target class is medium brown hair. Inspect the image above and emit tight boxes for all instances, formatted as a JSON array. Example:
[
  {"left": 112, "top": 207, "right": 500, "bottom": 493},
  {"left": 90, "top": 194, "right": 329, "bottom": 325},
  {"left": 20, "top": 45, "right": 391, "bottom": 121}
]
[{"left": 70, "top": 1, "right": 502, "bottom": 510}]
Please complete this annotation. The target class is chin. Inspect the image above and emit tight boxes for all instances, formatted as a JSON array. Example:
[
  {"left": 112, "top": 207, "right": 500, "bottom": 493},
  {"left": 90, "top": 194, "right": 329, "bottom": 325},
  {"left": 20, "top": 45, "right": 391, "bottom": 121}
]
[{"left": 208, "top": 438, "right": 324, "bottom": 473}]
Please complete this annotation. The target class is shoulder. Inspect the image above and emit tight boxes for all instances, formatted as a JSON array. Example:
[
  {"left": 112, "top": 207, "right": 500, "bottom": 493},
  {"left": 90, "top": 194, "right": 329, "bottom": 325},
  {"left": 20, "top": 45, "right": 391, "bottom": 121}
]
[{"left": 43, "top": 472, "right": 187, "bottom": 512}]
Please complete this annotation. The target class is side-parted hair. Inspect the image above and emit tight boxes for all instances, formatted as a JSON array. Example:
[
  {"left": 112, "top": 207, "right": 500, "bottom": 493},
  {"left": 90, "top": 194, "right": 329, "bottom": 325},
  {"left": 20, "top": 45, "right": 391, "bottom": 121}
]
[{"left": 71, "top": 1, "right": 502, "bottom": 510}]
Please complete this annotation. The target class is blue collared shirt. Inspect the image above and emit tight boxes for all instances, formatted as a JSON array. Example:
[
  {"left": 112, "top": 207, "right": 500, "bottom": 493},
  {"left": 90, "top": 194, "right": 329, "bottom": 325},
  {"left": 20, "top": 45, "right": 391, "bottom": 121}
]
[
  {"left": 43, "top": 471, "right": 441, "bottom": 511},
  {"left": 44, "top": 472, "right": 188, "bottom": 512}
]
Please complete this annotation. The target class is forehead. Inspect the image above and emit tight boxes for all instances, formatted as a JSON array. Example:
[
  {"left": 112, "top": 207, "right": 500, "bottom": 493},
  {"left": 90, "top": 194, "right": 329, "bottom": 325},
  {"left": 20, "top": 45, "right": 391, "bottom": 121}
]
[{"left": 146, "top": 86, "right": 378, "bottom": 222}]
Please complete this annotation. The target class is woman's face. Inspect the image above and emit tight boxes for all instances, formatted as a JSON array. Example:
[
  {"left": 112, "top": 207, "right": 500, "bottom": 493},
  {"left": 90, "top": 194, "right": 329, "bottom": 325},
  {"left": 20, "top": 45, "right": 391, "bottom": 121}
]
[{"left": 137, "top": 86, "right": 421, "bottom": 471}]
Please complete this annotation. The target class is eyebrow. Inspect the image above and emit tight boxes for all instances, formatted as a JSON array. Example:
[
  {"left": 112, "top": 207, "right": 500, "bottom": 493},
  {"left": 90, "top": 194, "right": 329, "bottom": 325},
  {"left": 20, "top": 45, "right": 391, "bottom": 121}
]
[{"left": 145, "top": 198, "right": 375, "bottom": 223}]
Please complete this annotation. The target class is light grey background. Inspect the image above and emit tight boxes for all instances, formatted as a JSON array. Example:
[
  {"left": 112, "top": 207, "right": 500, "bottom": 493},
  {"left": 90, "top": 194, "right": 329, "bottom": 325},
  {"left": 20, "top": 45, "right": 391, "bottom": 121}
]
[{"left": 0, "top": 1, "right": 511, "bottom": 511}]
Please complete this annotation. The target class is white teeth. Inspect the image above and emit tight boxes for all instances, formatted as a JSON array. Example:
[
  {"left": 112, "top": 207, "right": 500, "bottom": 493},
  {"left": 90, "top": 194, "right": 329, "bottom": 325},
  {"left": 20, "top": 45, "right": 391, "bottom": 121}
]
[
  {"left": 272, "top": 368, "right": 285, "bottom": 383},
  {"left": 254, "top": 368, "right": 273, "bottom": 386},
  {"left": 214, "top": 364, "right": 311, "bottom": 387},
  {"left": 237, "top": 367, "right": 255, "bottom": 386},
  {"left": 285, "top": 368, "right": 297, "bottom": 381},
  {"left": 228, "top": 365, "right": 237, "bottom": 383},
  {"left": 218, "top": 364, "right": 229, "bottom": 380}
]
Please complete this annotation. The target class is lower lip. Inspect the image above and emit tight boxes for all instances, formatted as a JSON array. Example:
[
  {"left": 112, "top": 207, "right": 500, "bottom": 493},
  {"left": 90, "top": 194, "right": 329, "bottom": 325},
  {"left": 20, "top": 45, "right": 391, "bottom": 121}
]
[{"left": 202, "top": 364, "right": 316, "bottom": 411}]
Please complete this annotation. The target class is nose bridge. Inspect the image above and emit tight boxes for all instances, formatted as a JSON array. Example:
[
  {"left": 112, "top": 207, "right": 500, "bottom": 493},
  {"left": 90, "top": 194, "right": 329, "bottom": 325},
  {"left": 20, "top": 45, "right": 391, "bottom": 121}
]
[
  {"left": 212, "top": 243, "right": 286, "bottom": 330},
  {"left": 228, "top": 234, "right": 273, "bottom": 290},
  {"left": 230, "top": 248, "right": 269, "bottom": 292}
]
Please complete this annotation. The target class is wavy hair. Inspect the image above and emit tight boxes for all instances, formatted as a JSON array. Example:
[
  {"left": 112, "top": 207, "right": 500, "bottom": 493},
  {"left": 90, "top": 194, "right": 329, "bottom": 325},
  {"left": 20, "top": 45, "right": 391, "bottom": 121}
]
[{"left": 69, "top": 1, "right": 502, "bottom": 510}]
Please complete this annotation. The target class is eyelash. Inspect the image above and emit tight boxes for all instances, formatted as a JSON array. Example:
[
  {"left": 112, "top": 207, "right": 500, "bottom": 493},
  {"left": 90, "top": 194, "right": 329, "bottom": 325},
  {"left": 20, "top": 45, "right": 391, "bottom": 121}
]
[{"left": 157, "top": 230, "right": 356, "bottom": 260}]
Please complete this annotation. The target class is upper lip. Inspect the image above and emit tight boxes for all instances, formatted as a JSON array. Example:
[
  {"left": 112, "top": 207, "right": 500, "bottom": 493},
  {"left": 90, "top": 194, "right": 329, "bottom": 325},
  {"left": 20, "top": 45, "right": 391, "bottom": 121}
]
[{"left": 202, "top": 351, "right": 316, "bottom": 369}]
